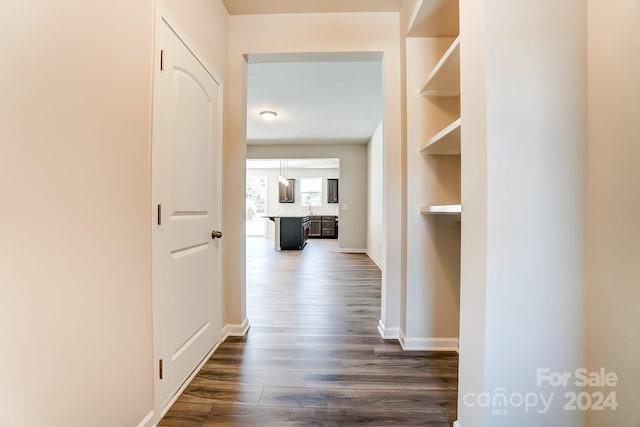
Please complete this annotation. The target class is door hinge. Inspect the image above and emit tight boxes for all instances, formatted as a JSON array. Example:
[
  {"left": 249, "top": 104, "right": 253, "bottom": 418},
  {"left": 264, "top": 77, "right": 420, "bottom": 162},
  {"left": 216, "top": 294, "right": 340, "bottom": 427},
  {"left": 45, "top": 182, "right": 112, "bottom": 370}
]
[
  {"left": 157, "top": 204, "right": 162, "bottom": 225},
  {"left": 159, "top": 359, "right": 164, "bottom": 380},
  {"left": 160, "top": 50, "right": 165, "bottom": 71}
]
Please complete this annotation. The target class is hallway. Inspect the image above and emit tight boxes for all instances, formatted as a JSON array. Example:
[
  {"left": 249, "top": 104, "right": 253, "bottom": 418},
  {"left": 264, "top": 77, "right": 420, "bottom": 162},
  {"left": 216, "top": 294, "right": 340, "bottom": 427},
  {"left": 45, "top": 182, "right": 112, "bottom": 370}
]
[{"left": 159, "top": 237, "right": 458, "bottom": 426}]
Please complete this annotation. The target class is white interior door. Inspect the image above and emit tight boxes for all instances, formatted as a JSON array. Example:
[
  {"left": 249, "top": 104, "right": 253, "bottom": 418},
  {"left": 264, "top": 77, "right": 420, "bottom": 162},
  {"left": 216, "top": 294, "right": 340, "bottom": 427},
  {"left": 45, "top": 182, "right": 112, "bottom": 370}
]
[{"left": 152, "top": 16, "right": 222, "bottom": 410}]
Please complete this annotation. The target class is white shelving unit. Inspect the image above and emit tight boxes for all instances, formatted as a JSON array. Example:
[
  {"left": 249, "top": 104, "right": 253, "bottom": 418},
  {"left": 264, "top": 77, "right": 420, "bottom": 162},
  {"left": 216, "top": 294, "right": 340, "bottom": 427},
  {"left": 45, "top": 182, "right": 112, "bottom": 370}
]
[
  {"left": 420, "top": 117, "right": 461, "bottom": 155},
  {"left": 420, "top": 204, "right": 462, "bottom": 220},
  {"left": 405, "top": 0, "right": 462, "bottom": 353},
  {"left": 420, "top": 36, "right": 460, "bottom": 97},
  {"left": 408, "top": 0, "right": 459, "bottom": 37},
  {"left": 413, "top": 0, "right": 462, "bottom": 214}
]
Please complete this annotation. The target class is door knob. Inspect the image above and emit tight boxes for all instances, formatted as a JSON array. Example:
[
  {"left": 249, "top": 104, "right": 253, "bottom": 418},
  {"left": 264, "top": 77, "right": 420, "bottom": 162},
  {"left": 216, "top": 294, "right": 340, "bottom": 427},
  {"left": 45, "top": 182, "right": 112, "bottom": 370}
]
[{"left": 211, "top": 230, "right": 223, "bottom": 239}]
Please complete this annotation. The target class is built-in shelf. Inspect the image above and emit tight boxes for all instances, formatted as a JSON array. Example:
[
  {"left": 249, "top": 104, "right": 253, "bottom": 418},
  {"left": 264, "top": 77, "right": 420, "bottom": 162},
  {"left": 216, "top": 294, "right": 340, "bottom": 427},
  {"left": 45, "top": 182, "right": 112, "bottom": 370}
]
[
  {"left": 407, "top": 0, "right": 459, "bottom": 37},
  {"left": 420, "top": 118, "right": 461, "bottom": 155},
  {"left": 420, "top": 36, "right": 460, "bottom": 97},
  {"left": 420, "top": 204, "right": 462, "bottom": 218}
]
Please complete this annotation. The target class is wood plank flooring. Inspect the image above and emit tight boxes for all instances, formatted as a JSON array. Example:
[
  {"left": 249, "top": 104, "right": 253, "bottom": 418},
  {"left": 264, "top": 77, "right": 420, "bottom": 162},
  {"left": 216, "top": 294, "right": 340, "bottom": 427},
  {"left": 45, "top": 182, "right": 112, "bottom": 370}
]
[{"left": 159, "top": 237, "right": 458, "bottom": 426}]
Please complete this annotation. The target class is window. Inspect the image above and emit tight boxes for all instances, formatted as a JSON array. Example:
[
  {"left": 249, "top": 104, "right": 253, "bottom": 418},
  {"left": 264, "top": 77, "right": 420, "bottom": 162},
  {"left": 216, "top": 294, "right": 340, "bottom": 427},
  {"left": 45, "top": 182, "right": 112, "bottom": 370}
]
[
  {"left": 246, "top": 176, "right": 267, "bottom": 236},
  {"left": 300, "top": 177, "right": 322, "bottom": 207}
]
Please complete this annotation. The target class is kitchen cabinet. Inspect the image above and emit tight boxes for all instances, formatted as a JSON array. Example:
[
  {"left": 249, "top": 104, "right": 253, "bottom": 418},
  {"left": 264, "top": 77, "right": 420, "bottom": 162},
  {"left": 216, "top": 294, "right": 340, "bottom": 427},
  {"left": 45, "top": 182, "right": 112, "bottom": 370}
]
[
  {"left": 308, "top": 216, "right": 337, "bottom": 239},
  {"left": 327, "top": 179, "right": 339, "bottom": 203},
  {"left": 321, "top": 216, "right": 337, "bottom": 237},
  {"left": 308, "top": 216, "right": 322, "bottom": 237},
  {"left": 278, "top": 179, "right": 295, "bottom": 203}
]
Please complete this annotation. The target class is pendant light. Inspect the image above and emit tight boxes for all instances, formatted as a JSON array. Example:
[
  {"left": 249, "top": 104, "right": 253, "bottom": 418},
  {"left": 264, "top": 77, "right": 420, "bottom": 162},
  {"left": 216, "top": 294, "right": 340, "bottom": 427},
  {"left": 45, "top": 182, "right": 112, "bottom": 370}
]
[{"left": 284, "top": 160, "right": 289, "bottom": 186}]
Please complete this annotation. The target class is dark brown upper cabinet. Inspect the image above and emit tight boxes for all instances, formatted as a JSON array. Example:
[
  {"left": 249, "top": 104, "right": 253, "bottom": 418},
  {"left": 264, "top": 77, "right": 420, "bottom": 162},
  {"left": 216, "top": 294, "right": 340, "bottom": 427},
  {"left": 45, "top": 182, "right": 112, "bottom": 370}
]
[
  {"left": 279, "top": 179, "right": 295, "bottom": 203},
  {"left": 327, "top": 179, "right": 339, "bottom": 203}
]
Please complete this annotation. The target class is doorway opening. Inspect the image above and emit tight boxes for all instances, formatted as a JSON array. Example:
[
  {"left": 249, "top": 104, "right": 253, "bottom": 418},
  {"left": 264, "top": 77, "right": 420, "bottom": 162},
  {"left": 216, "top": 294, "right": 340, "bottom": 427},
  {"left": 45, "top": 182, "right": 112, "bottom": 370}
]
[{"left": 243, "top": 51, "right": 384, "bottom": 331}]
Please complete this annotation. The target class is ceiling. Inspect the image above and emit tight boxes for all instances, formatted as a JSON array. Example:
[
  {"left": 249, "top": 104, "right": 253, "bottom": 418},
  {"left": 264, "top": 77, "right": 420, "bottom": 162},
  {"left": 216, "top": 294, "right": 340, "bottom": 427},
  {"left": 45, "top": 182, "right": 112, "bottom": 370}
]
[
  {"left": 223, "top": 0, "right": 402, "bottom": 15},
  {"left": 246, "top": 53, "right": 384, "bottom": 145}
]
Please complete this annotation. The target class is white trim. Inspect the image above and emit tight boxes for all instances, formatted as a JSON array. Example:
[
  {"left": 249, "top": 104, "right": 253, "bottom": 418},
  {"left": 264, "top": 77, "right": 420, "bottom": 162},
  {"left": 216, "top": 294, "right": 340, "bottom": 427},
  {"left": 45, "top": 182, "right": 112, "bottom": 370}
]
[
  {"left": 377, "top": 319, "right": 400, "bottom": 339},
  {"left": 136, "top": 410, "right": 154, "bottom": 427},
  {"left": 155, "top": 342, "right": 221, "bottom": 424},
  {"left": 453, "top": 421, "right": 462, "bottom": 427},
  {"left": 337, "top": 248, "right": 367, "bottom": 253},
  {"left": 399, "top": 330, "right": 459, "bottom": 352},
  {"left": 222, "top": 318, "right": 250, "bottom": 341},
  {"left": 366, "top": 250, "right": 383, "bottom": 269}
]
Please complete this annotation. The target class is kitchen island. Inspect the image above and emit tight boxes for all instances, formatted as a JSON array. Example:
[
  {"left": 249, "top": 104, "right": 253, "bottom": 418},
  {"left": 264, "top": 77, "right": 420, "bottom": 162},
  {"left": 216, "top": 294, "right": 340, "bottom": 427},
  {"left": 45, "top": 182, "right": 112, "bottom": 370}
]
[{"left": 266, "top": 216, "right": 310, "bottom": 251}]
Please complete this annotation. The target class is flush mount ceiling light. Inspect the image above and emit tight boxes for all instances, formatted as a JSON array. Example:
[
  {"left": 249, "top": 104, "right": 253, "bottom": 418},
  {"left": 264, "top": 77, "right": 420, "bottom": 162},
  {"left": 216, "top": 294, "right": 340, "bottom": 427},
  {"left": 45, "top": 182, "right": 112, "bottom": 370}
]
[{"left": 260, "top": 110, "right": 277, "bottom": 121}]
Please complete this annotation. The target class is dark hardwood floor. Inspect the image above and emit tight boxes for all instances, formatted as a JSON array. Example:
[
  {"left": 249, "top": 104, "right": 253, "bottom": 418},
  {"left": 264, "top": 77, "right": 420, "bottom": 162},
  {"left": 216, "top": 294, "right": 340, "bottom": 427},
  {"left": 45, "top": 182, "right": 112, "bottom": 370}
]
[{"left": 159, "top": 237, "right": 458, "bottom": 426}]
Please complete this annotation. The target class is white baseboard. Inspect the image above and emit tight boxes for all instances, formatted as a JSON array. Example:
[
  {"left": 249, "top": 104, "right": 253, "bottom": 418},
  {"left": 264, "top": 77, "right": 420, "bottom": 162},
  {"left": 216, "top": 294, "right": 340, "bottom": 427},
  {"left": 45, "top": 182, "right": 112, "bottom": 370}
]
[
  {"left": 399, "top": 330, "right": 459, "bottom": 352},
  {"left": 337, "top": 248, "right": 366, "bottom": 253},
  {"left": 366, "top": 250, "right": 383, "bottom": 269},
  {"left": 221, "top": 318, "right": 250, "bottom": 341},
  {"left": 377, "top": 319, "right": 400, "bottom": 340},
  {"left": 136, "top": 410, "right": 154, "bottom": 427},
  {"left": 453, "top": 421, "right": 462, "bottom": 427}
]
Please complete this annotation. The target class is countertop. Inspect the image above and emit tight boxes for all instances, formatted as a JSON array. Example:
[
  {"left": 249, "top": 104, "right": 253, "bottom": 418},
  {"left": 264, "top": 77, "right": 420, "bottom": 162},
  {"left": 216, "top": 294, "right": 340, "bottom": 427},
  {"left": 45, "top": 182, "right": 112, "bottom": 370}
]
[
  {"left": 264, "top": 215, "right": 338, "bottom": 219},
  {"left": 263, "top": 215, "right": 307, "bottom": 219}
]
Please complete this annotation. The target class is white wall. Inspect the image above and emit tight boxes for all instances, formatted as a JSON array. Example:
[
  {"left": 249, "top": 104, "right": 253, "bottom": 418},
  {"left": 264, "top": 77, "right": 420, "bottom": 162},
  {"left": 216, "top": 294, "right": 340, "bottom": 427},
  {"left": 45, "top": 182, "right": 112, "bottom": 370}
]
[
  {"left": 458, "top": 1, "right": 586, "bottom": 426},
  {"left": 457, "top": 0, "right": 489, "bottom": 423},
  {"left": 226, "top": 13, "right": 403, "bottom": 331},
  {"left": 367, "top": 122, "right": 384, "bottom": 267},
  {"left": 0, "top": 1, "right": 154, "bottom": 425},
  {"left": 248, "top": 145, "right": 367, "bottom": 251},
  {"left": 394, "top": 0, "right": 417, "bottom": 344},
  {"left": 247, "top": 167, "right": 340, "bottom": 236},
  {"left": 586, "top": 1, "right": 640, "bottom": 426},
  {"left": 0, "top": 1, "right": 229, "bottom": 425}
]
